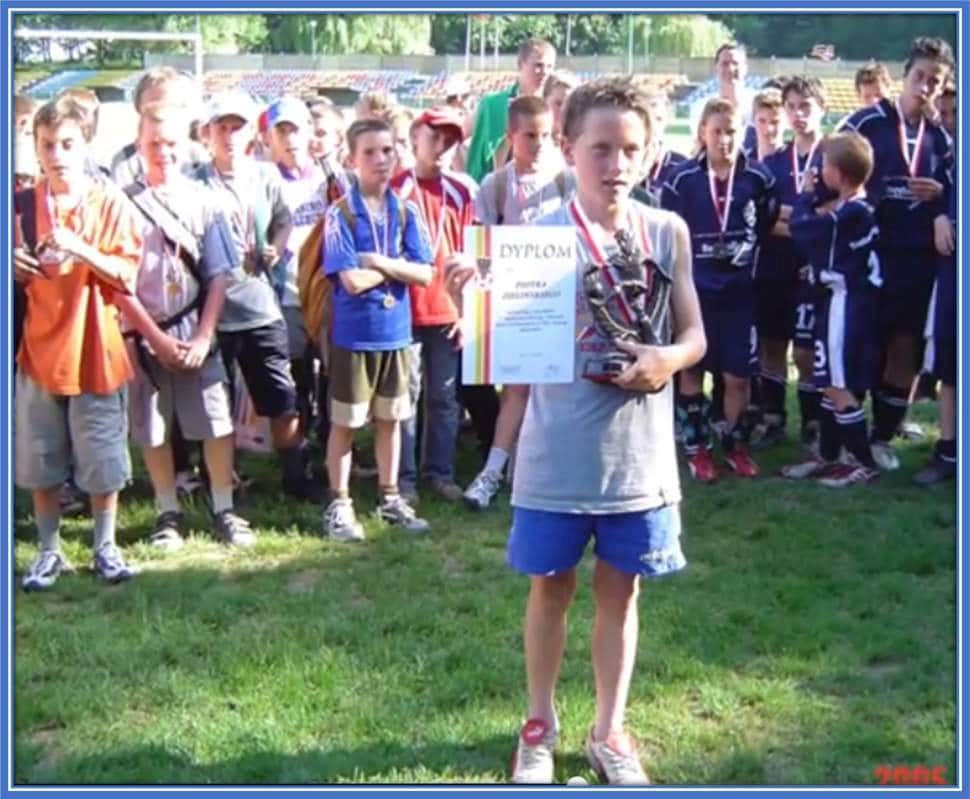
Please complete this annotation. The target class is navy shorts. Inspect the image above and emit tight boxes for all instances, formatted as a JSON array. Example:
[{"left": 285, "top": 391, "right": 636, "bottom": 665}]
[
  {"left": 507, "top": 504, "right": 687, "bottom": 578},
  {"left": 755, "top": 269, "right": 816, "bottom": 350},
  {"left": 813, "top": 284, "right": 879, "bottom": 395},
  {"left": 755, "top": 276, "right": 796, "bottom": 342},
  {"left": 219, "top": 321, "right": 298, "bottom": 419},
  {"left": 697, "top": 287, "right": 758, "bottom": 377},
  {"left": 877, "top": 248, "right": 936, "bottom": 341},
  {"left": 924, "top": 253, "right": 957, "bottom": 387}
]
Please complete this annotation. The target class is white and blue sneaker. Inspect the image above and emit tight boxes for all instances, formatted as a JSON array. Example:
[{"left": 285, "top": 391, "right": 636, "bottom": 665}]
[
  {"left": 92, "top": 544, "right": 135, "bottom": 583},
  {"left": 22, "top": 550, "right": 74, "bottom": 592}
]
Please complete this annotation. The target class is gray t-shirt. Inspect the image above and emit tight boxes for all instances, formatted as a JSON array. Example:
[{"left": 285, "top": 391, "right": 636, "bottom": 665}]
[
  {"left": 511, "top": 202, "right": 683, "bottom": 514},
  {"left": 195, "top": 161, "right": 290, "bottom": 332},
  {"left": 476, "top": 165, "right": 576, "bottom": 225},
  {"left": 126, "top": 175, "right": 237, "bottom": 345}
]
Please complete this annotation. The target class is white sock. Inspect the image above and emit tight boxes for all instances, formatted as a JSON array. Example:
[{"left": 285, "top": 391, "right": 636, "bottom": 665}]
[
  {"left": 157, "top": 488, "right": 180, "bottom": 515},
  {"left": 484, "top": 447, "right": 509, "bottom": 475},
  {"left": 211, "top": 486, "right": 234, "bottom": 515}
]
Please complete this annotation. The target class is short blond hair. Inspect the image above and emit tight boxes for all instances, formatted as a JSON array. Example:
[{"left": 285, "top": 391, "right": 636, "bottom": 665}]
[
  {"left": 137, "top": 101, "right": 192, "bottom": 138},
  {"left": 752, "top": 88, "right": 783, "bottom": 114},
  {"left": 823, "top": 132, "right": 874, "bottom": 188}
]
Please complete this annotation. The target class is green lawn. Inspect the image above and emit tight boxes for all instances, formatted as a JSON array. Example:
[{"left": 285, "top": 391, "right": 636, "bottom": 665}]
[{"left": 13, "top": 398, "right": 957, "bottom": 786}]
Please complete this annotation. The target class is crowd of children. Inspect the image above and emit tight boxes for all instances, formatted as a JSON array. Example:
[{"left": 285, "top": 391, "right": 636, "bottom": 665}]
[{"left": 11, "top": 32, "right": 957, "bottom": 784}]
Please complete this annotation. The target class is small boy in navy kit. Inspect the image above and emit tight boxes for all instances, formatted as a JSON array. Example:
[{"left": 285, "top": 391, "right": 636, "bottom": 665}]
[
  {"left": 783, "top": 132, "right": 883, "bottom": 487},
  {"left": 662, "top": 97, "right": 778, "bottom": 482}
]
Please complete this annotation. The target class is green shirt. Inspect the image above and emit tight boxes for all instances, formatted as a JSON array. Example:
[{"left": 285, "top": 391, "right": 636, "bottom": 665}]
[{"left": 465, "top": 82, "right": 518, "bottom": 184}]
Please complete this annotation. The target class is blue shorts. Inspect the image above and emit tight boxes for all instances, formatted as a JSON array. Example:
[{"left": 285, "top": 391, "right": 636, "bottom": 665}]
[
  {"left": 697, "top": 287, "right": 758, "bottom": 377},
  {"left": 507, "top": 504, "right": 687, "bottom": 578}
]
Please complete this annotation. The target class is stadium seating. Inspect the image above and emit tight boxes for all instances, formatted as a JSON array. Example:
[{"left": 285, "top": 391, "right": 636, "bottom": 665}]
[{"left": 17, "top": 65, "right": 908, "bottom": 120}]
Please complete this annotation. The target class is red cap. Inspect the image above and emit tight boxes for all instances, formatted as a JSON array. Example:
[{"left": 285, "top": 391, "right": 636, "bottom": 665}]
[
  {"left": 257, "top": 108, "right": 270, "bottom": 134},
  {"left": 415, "top": 106, "right": 464, "bottom": 139}
]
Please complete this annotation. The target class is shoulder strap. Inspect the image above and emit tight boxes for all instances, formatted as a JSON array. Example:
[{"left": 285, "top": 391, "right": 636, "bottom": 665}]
[
  {"left": 334, "top": 195, "right": 355, "bottom": 230},
  {"left": 14, "top": 188, "right": 38, "bottom": 253},
  {"left": 493, "top": 166, "right": 509, "bottom": 225},
  {"left": 124, "top": 182, "right": 203, "bottom": 282}
]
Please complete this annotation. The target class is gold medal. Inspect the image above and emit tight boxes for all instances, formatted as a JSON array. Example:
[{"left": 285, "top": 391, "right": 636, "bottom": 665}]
[{"left": 383, "top": 294, "right": 396, "bottom": 309}]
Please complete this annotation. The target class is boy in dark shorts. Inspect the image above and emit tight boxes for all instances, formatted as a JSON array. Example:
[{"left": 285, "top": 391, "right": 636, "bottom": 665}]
[
  {"left": 839, "top": 37, "right": 953, "bottom": 471},
  {"left": 322, "top": 118, "right": 434, "bottom": 540},
  {"left": 784, "top": 132, "right": 883, "bottom": 486},
  {"left": 755, "top": 76, "right": 828, "bottom": 451},
  {"left": 663, "top": 98, "right": 779, "bottom": 481},
  {"left": 915, "top": 83, "right": 957, "bottom": 485}
]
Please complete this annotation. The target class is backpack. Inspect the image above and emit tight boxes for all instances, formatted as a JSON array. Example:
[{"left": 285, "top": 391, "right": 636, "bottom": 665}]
[
  {"left": 492, "top": 166, "right": 568, "bottom": 224},
  {"left": 297, "top": 194, "right": 407, "bottom": 345}
]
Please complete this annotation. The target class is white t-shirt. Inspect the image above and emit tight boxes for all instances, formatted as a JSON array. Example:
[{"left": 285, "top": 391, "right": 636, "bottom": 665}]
[{"left": 475, "top": 164, "right": 576, "bottom": 225}]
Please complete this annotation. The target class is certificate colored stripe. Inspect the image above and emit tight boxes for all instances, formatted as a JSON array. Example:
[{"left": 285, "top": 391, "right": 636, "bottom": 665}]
[{"left": 482, "top": 289, "right": 492, "bottom": 384}]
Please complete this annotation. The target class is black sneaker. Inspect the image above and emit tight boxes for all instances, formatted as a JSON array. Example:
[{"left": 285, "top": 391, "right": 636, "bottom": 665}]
[
  {"left": 59, "top": 479, "right": 88, "bottom": 517},
  {"left": 751, "top": 422, "right": 786, "bottom": 451},
  {"left": 150, "top": 511, "right": 185, "bottom": 551},
  {"left": 213, "top": 510, "right": 256, "bottom": 548},
  {"left": 914, "top": 456, "right": 957, "bottom": 486}
]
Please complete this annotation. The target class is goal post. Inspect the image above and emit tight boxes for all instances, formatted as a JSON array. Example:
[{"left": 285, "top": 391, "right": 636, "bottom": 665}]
[{"left": 13, "top": 26, "right": 204, "bottom": 82}]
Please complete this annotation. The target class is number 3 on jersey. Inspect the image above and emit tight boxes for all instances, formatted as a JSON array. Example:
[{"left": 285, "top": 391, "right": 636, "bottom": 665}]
[{"left": 813, "top": 339, "right": 827, "bottom": 377}]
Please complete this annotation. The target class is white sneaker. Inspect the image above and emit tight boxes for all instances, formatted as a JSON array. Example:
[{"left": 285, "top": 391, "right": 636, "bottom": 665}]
[
  {"left": 870, "top": 440, "right": 900, "bottom": 471},
  {"left": 22, "top": 550, "right": 74, "bottom": 592},
  {"left": 324, "top": 499, "right": 365, "bottom": 542},
  {"left": 511, "top": 718, "right": 558, "bottom": 784},
  {"left": 463, "top": 468, "right": 503, "bottom": 511},
  {"left": 818, "top": 462, "right": 880, "bottom": 488},
  {"left": 781, "top": 456, "right": 829, "bottom": 480},
  {"left": 584, "top": 730, "right": 650, "bottom": 785},
  {"left": 377, "top": 494, "right": 430, "bottom": 535}
]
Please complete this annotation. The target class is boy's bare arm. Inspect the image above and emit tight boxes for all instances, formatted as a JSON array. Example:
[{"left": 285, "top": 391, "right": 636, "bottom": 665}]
[
  {"left": 180, "top": 273, "right": 227, "bottom": 369},
  {"left": 359, "top": 253, "right": 433, "bottom": 287},
  {"left": 338, "top": 266, "right": 389, "bottom": 295},
  {"left": 114, "top": 293, "right": 189, "bottom": 371},
  {"left": 41, "top": 227, "right": 135, "bottom": 293},
  {"left": 613, "top": 217, "right": 706, "bottom": 392}
]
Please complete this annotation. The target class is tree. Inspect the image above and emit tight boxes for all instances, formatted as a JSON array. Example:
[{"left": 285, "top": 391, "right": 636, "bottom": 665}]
[
  {"left": 711, "top": 13, "right": 956, "bottom": 61},
  {"left": 265, "top": 14, "right": 432, "bottom": 56}
]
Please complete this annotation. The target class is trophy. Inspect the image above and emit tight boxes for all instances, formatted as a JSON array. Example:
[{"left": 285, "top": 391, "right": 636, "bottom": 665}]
[{"left": 581, "top": 229, "right": 672, "bottom": 387}]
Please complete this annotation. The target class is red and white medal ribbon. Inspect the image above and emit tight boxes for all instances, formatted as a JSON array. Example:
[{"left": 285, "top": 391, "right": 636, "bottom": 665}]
[
  {"left": 896, "top": 99, "right": 925, "bottom": 177},
  {"left": 708, "top": 160, "right": 736, "bottom": 238},
  {"left": 792, "top": 139, "right": 820, "bottom": 193},
  {"left": 568, "top": 198, "right": 652, "bottom": 327}
]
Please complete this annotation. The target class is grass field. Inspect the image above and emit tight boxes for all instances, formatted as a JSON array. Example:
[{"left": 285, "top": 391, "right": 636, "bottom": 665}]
[{"left": 12, "top": 397, "right": 957, "bottom": 786}]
